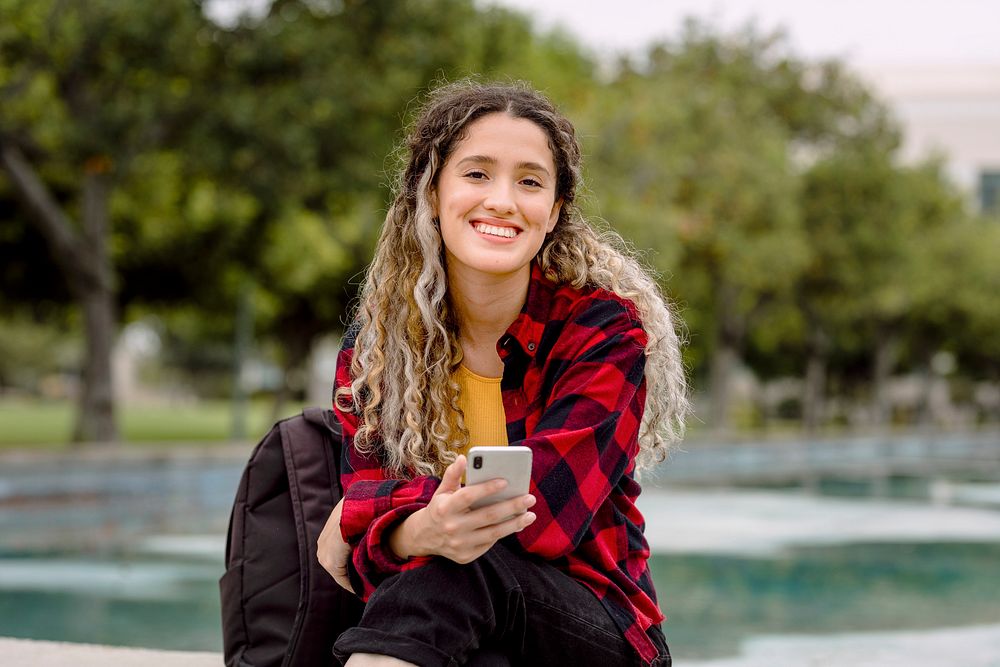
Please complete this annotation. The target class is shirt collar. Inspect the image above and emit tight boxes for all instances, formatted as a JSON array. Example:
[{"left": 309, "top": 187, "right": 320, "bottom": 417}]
[{"left": 502, "top": 261, "right": 556, "bottom": 359}]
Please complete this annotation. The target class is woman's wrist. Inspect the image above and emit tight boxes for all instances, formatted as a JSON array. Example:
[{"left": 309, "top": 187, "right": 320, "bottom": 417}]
[{"left": 387, "top": 508, "right": 426, "bottom": 560}]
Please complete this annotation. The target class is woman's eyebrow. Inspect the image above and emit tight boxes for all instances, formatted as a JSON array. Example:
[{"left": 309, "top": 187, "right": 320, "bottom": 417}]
[{"left": 456, "top": 154, "right": 552, "bottom": 177}]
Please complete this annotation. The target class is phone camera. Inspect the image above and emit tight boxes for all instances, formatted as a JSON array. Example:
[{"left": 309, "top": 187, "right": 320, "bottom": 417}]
[{"left": 472, "top": 456, "right": 483, "bottom": 469}]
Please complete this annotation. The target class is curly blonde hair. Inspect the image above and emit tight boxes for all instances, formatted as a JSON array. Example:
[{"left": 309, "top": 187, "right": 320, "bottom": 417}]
[{"left": 336, "top": 80, "right": 688, "bottom": 477}]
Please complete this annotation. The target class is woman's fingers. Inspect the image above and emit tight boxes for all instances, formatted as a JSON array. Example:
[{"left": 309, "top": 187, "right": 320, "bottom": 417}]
[
  {"left": 453, "top": 476, "right": 510, "bottom": 511},
  {"left": 460, "top": 497, "right": 537, "bottom": 551},
  {"left": 473, "top": 509, "right": 537, "bottom": 545},
  {"left": 433, "top": 502, "right": 537, "bottom": 563},
  {"left": 328, "top": 541, "right": 353, "bottom": 592},
  {"left": 317, "top": 499, "right": 354, "bottom": 592},
  {"left": 472, "top": 493, "right": 536, "bottom": 526},
  {"left": 445, "top": 511, "right": 537, "bottom": 564}
]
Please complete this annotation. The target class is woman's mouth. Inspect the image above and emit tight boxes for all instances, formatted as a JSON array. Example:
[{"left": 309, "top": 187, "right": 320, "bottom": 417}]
[{"left": 471, "top": 222, "right": 520, "bottom": 239}]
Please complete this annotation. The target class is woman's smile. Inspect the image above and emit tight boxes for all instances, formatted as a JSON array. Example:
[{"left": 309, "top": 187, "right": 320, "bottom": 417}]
[{"left": 470, "top": 218, "right": 522, "bottom": 241}]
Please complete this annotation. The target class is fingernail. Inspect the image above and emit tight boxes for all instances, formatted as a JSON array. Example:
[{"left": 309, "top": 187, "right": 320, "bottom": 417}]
[
  {"left": 525, "top": 495, "right": 536, "bottom": 507},
  {"left": 525, "top": 512, "right": 536, "bottom": 523}
]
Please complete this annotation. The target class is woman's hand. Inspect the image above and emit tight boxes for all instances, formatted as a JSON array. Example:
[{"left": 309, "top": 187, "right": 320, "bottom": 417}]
[
  {"left": 318, "top": 498, "right": 354, "bottom": 592},
  {"left": 389, "top": 455, "right": 537, "bottom": 564}
]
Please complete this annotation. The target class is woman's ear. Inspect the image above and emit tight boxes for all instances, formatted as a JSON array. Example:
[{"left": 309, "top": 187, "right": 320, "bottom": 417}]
[{"left": 546, "top": 198, "right": 563, "bottom": 233}]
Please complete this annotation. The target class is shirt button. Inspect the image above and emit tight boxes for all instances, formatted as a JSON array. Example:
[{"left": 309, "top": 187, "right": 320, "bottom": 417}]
[{"left": 527, "top": 342, "right": 536, "bottom": 351}]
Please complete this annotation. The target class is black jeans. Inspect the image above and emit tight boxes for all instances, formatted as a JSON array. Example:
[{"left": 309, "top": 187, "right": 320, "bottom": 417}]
[{"left": 333, "top": 541, "right": 670, "bottom": 667}]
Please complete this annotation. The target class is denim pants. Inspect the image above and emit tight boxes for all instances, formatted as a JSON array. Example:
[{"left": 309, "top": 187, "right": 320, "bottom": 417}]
[{"left": 333, "top": 540, "right": 670, "bottom": 667}]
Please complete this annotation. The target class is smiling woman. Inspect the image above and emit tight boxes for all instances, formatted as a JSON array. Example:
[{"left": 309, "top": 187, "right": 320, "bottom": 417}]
[{"left": 316, "top": 80, "right": 690, "bottom": 667}]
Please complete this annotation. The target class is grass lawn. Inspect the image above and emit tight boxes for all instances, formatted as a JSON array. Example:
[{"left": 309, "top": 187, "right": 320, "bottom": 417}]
[{"left": 0, "top": 398, "right": 308, "bottom": 448}]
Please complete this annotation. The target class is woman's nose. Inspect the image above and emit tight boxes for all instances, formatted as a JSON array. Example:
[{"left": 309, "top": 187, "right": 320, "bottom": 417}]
[{"left": 482, "top": 181, "right": 515, "bottom": 215}]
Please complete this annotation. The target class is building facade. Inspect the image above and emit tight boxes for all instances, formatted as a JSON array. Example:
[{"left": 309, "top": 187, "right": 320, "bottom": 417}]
[{"left": 859, "top": 64, "right": 1000, "bottom": 215}]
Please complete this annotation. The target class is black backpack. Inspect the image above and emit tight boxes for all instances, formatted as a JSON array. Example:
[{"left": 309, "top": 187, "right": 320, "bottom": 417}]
[{"left": 220, "top": 407, "right": 364, "bottom": 666}]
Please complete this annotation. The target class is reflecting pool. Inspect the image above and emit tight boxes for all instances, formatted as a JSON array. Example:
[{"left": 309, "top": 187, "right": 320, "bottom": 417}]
[
  {"left": 649, "top": 542, "right": 1000, "bottom": 661},
  {"left": 1, "top": 453, "right": 999, "bottom": 663}
]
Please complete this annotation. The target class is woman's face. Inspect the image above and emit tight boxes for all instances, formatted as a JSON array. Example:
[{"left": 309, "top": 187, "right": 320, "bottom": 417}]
[{"left": 433, "top": 112, "right": 562, "bottom": 283}]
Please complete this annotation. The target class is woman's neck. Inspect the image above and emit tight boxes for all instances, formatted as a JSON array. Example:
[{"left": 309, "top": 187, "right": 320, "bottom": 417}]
[{"left": 449, "top": 265, "right": 530, "bottom": 376}]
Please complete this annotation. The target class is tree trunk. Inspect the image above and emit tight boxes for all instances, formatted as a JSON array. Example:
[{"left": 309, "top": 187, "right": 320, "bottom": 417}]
[
  {"left": 802, "top": 324, "right": 829, "bottom": 434},
  {"left": 872, "top": 333, "right": 898, "bottom": 427},
  {"left": 76, "top": 285, "right": 117, "bottom": 441},
  {"left": 269, "top": 328, "right": 312, "bottom": 425},
  {"left": 270, "top": 370, "right": 290, "bottom": 426},
  {"left": 709, "top": 283, "right": 744, "bottom": 432},
  {"left": 709, "top": 342, "right": 737, "bottom": 430},
  {"left": 918, "top": 348, "right": 947, "bottom": 428},
  {"left": 74, "top": 168, "right": 118, "bottom": 442},
  {"left": 230, "top": 283, "right": 254, "bottom": 440},
  {"left": 803, "top": 353, "right": 826, "bottom": 433},
  {"left": 0, "top": 142, "right": 119, "bottom": 443}
]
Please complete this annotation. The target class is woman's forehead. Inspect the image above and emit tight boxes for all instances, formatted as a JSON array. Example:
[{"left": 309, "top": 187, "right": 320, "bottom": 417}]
[{"left": 448, "top": 113, "right": 555, "bottom": 171}]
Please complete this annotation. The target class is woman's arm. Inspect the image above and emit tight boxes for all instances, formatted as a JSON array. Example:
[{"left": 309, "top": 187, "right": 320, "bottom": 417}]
[
  {"left": 331, "top": 347, "right": 439, "bottom": 595},
  {"left": 314, "top": 336, "right": 430, "bottom": 595}
]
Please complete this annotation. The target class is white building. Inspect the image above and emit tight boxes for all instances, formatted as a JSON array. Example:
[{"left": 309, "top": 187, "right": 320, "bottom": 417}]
[{"left": 858, "top": 64, "right": 1000, "bottom": 214}]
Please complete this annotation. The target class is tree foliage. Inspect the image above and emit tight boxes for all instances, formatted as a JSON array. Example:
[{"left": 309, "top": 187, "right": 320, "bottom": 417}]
[{"left": 1, "top": 2, "right": 995, "bottom": 439}]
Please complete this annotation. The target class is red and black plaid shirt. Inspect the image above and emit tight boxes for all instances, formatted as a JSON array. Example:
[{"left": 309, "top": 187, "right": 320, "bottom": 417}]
[{"left": 334, "top": 262, "right": 665, "bottom": 665}]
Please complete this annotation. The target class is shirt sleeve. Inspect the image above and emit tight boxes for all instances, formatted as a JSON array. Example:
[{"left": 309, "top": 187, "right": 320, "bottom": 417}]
[
  {"left": 333, "top": 338, "right": 439, "bottom": 600},
  {"left": 512, "top": 297, "right": 648, "bottom": 560}
]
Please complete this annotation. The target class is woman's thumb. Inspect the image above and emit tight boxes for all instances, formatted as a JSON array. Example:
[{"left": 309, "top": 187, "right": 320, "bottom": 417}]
[{"left": 439, "top": 455, "right": 466, "bottom": 493}]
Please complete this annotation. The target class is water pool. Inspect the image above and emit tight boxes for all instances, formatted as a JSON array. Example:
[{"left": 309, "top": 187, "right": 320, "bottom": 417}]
[
  {"left": 2, "top": 454, "right": 999, "bottom": 662},
  {"left": 0, "top": 453, "right": 237, "bottom": 650}
]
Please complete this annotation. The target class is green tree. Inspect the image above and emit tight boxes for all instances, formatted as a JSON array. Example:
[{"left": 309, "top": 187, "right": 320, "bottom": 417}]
[
  {"left": 1, "top": 0, "right": 599, "bottom": 440},
  {"left": 893, "top": 170, "right": 1000, "bottom": 422},
  {"left": 582, "top": 22, "right": 909, "bottom": 430},
  {"left": 0, "top": 0, "right": 218, "bottom": 441},
  {"left": 584, "top": 25, "right": 812, "bottom": 429},
  {"left": 796, "top": 153, "right": 969, "bottom": 428}
]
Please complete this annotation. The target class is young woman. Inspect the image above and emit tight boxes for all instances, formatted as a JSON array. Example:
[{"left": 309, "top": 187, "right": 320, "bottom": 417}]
[{"left": 318, "top": 80, "right": 688, "bottom": 667}]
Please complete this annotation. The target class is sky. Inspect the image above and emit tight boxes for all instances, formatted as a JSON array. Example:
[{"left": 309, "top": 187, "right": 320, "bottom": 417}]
[
  {"left": 485, "top": 0, "right": 1000, "bottom": 66},
  {"left": 209, "top": 1, "right": 1000, "bottom": 66}
]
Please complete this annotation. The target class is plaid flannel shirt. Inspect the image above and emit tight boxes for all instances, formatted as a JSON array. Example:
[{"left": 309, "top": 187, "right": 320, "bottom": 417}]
[{"left": 334, "top": 262, "right": 665, "bottom": 665}]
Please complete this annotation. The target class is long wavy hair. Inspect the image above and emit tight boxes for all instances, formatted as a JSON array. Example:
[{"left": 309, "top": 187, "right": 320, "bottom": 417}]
[{"left": 335, "top": 80, "right": 689, "bottom": 477}]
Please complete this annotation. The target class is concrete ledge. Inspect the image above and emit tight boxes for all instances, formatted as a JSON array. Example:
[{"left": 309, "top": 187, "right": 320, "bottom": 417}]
[{"left": 0, "top": 637, "right": 220, "bottom": 666}]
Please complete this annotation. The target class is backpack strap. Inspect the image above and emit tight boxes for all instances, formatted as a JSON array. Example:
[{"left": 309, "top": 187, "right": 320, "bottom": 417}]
[{"left": 279, "top": 408, "right": 359, "bottom": 666}]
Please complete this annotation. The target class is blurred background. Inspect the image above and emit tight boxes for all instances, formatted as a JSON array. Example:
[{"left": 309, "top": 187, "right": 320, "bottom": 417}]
[{"left": 1, "top": 0, "right": 998, "bottom": 664}]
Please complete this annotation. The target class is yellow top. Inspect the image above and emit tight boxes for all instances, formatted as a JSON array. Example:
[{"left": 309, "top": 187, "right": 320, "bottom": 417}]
[{"left": 455, "top": 364, "right": 508, "bottom": 456}]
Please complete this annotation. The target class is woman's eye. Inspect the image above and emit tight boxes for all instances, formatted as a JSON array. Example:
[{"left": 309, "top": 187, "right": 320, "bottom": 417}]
[
  {"left": 465, "top": 170, "right": 488, "bottom": 180},
  {"left": 521, "top": 178, "right": 543, "bottom": 188}
]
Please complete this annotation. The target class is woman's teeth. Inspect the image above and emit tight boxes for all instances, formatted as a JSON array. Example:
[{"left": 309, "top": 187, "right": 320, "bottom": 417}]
[{"left": 473, "top": 223, "right": 518, "bottom": 238}]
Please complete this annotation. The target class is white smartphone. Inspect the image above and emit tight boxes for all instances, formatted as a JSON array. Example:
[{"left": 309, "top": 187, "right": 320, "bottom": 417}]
[{"left": 465, "top": 446, "right": 533, "bottom": 510}]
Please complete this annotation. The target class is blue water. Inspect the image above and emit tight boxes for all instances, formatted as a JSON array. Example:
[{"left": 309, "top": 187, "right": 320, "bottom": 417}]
[
  {"left": 0, "top": 455, "right": 237, "bottom": 649},
  {"left": 2, "top": 455, "right": 999, "bottom": 660},
  {"left": 649, "top": 542, "right": 1000, "bottom": 660}
]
